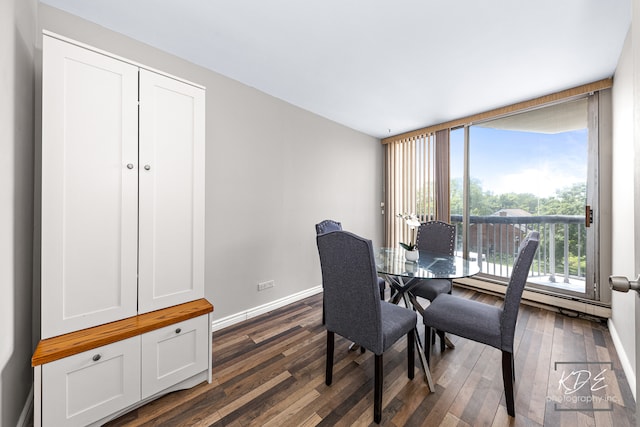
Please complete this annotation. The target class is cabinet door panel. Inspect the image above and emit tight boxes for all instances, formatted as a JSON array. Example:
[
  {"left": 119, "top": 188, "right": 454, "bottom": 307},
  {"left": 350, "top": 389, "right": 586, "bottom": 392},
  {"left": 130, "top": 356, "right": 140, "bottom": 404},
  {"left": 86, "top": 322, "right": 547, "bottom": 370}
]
[
  {"left": 41, "top": 35, "right": 139, "bottom": 338},
  {"left": 42, "top": 337, "right": 141, "bottom": 426},
  {"left": 141, "top": 315, "right": 209, "bottom": 398},
  {"left": 138, "top": 70, "right": 205, "bottom": 313}
]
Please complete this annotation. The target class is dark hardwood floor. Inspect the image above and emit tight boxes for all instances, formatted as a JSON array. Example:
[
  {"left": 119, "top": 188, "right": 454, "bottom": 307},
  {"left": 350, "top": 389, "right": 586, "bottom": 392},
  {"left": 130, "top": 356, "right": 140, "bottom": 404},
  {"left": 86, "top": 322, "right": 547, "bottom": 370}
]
[{"left": 107, "top": 288, "right": 635, "bottom": 426}]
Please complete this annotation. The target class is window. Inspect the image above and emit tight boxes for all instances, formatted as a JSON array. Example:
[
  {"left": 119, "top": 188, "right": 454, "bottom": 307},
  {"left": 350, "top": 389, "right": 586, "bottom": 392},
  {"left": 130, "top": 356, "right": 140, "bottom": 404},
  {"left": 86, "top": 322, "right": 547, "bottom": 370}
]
[
  {"left": 450, "top": 96, "right": 603, "bottom": 300},
  {"left": 382, "top": 79, "right": 611, "bottom": 303}
]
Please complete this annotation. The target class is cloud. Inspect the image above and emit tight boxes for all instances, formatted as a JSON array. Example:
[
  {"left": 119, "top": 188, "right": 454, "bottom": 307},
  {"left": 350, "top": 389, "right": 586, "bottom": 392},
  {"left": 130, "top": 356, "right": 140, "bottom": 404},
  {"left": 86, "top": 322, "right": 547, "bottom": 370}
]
[{"left": 486, "top": 165, "right": 583, "bottom": 197}]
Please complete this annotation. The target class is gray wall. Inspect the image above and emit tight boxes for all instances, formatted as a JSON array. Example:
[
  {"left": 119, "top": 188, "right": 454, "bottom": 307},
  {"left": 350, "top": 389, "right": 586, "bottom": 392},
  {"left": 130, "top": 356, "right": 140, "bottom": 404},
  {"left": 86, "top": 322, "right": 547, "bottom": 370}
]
[
  {"left": 0, "top": 0, "right": 36, "bottom": 425},
  {"left": 38, "top": 4, "right": 384, "bottom": 325}
]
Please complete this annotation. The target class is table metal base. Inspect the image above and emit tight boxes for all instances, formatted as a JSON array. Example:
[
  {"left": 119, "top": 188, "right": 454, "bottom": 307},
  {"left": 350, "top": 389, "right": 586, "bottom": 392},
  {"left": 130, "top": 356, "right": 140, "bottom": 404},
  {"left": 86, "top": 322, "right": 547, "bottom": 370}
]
[{"left": 382, "top": 274, "right": 435, "bottom": 392}]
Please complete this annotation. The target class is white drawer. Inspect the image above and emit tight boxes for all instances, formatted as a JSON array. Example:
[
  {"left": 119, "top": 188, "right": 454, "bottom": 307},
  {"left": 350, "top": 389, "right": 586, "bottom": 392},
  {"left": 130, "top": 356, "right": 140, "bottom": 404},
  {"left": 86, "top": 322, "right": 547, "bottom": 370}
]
[
  {"left": 42, "top": 336, "right": 141, "bottom": 427},
  {"left": 141, "top": 314, "right": 209, "bottom": 398}
]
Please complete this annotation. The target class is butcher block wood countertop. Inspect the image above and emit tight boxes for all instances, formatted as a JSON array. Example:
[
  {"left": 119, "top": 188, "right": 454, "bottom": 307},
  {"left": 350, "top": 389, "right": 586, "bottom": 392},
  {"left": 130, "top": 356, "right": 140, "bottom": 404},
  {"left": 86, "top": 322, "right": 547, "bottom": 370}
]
[{"left": 32, "top": 298, "right": 213, "bottom": 366}]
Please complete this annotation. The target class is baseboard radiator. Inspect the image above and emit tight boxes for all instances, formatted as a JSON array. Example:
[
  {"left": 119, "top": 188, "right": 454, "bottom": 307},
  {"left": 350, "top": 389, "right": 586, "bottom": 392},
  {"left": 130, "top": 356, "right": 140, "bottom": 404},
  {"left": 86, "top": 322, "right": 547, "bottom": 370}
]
[{"left": 454, "top": 277, "right": 611, "bottom": 320}]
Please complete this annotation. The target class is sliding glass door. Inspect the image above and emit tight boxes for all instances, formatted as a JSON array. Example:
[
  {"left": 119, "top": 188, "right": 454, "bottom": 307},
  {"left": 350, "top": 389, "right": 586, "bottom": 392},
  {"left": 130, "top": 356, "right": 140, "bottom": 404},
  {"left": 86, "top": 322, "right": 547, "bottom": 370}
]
[{"left": 451, "top": 95, "right": 600, "bottom": 300}]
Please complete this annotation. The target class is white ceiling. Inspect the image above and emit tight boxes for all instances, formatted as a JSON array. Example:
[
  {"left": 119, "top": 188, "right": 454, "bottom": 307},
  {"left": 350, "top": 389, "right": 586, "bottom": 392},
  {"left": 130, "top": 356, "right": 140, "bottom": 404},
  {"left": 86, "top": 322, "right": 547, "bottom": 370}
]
[{"left": 40, "top": 0, "right": 631, "bottom": 139}]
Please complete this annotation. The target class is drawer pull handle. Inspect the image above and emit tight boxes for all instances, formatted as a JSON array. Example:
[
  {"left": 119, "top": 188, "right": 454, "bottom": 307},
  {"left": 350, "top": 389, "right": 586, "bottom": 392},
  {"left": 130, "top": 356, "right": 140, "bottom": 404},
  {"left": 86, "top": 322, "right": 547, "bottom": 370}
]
[
  {"left": 92, "top": 354, "right": 101, "bottom": 362},
  {"left": 175, "top": 328, "right": 182, "bottom": 334}
]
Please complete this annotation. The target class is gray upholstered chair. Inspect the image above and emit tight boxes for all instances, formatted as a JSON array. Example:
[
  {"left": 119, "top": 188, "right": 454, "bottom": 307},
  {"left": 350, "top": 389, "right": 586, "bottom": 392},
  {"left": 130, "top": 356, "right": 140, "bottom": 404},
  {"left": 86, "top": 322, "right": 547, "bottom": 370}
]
[
  {"left": 316, "top": 220, "right": 344, "bottom": 325},
  {"left": 315, "top": 219, "right": 342, "bottom": 235},
  {"left": 316, "top": 230, "right": 416, "bottom": 424},
  {"left": 315, "top": 219, "right": 388, "bottom": 353},
  {"left": 315, "top": 220, "right": 386, "bottom": 303},
  {"left": 422, "top": 231, "right": 539, "bottom": 417},
  {"left": 410, "top": 221, "right": 456, "bottom": 350}
]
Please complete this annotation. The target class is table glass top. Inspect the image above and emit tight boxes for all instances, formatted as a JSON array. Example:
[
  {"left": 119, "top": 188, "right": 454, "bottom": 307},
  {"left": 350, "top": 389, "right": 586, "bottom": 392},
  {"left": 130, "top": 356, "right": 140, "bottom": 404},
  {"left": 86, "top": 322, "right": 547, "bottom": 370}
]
[{"left": 376, "top": 248, "right": 480, "bottom": 279}]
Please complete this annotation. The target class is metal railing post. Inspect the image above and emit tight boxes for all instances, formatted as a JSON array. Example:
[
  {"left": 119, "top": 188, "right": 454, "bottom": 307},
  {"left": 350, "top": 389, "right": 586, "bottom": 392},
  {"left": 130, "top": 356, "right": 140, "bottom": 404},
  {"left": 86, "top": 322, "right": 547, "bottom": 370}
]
[
  {"left": 563, "top": 223, "right": 570, "bottom": 283},
  {"left": 549, "top": 223, "right": 556, "bottom": 283}
]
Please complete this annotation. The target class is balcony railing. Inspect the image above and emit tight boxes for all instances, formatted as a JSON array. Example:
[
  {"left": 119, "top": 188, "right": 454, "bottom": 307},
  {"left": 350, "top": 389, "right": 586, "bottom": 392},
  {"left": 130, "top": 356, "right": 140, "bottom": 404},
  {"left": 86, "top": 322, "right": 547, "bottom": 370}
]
[{"left": 448, "top": 214, "right": 586, "bottom": 293}]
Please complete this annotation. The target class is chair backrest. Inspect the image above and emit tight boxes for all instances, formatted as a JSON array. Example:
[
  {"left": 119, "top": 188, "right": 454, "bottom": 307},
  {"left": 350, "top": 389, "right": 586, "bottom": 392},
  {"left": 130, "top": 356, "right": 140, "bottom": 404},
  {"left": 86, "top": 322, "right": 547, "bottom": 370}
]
[
  {"left": 500, "top": 230, "right": 539, "bottom": 351},
  {"left": 315, "top": 219, "right": 342, "bottom": 235},
  {"left": 415, "top": 221, "right": 456, "bottom": 255},
  {"left": 316, "top": 231, "right": 384, "bottom": 354}
]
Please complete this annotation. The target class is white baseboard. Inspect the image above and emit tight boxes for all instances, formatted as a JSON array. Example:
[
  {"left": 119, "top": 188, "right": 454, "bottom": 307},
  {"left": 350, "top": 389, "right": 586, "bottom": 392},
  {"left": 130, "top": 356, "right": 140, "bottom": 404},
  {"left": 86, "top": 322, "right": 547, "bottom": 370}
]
[
  {"left": 211, "top": 285, "right": 322, "bottom": 332},
  {"left": 17, "top": 386, "right": 33, "bottom": 427},
  {"left": 608, "top": 318, "right": 636, "bottom": 401}
]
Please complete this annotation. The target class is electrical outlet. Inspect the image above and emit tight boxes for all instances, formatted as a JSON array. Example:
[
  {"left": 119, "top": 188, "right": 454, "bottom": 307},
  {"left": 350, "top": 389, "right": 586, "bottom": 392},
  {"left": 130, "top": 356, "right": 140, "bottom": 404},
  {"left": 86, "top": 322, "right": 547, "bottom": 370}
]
[{"left": 257, "top": 280, "right": 275, "bottom": 291}]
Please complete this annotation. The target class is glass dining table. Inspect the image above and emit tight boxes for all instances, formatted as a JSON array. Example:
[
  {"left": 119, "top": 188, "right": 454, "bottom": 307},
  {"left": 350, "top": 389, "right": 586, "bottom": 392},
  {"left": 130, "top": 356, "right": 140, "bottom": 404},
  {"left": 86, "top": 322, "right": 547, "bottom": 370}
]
[{"left": 375, "top": 248, "right": 480, "bottom": 391}]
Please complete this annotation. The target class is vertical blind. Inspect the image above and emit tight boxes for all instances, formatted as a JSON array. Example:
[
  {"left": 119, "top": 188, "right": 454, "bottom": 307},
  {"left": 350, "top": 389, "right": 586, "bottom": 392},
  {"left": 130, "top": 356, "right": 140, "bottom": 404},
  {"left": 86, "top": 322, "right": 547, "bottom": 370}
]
[{"left": 384, "top": 130, "right": 450, "bottom": 248}]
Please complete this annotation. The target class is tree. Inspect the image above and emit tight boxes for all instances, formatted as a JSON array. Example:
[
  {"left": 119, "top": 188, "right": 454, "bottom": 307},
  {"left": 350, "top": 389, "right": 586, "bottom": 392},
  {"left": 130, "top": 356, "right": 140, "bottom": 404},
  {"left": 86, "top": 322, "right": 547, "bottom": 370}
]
[
  {"left": 538, "top": 183, "right": 586, "bottom": 216},
  {"left": 450, "top": 179, "right": 587, "bottom": 276}
]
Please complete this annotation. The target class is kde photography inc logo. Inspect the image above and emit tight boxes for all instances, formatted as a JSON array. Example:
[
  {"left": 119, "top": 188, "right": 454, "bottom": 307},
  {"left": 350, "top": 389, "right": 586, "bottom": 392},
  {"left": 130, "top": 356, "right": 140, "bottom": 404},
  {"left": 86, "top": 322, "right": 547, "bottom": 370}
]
[{"left": 546, "top": 361, "right": 618, "bottom": 412}]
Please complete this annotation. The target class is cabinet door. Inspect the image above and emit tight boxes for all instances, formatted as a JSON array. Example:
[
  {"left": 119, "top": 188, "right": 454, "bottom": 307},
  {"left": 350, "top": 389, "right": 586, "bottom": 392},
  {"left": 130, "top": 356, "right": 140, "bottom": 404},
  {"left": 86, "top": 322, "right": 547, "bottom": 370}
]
[
  {"left": 42, "top": 337, "right": 141, "bottom": 426},
  {"left": 138, "top": 70, "right": 205, "bottom": 313},
  {"left": 41, "top": 35, "right": 139, "bottom": 338},
  {"left": 141, "top": 315, "right": 209, "bottom": 398}
]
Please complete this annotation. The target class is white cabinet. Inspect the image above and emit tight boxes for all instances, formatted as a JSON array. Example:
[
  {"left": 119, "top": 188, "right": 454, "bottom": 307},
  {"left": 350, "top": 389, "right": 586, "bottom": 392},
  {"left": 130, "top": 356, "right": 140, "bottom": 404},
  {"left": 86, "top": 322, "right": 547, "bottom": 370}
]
[
  {"left": 35, "top": 32, "right": 211, "bottom": 427},
  {"left": 42, "top": 337, "right": 141, "bottom": 427},
  {"left": 141, "top": 316, "right": 209, "bottom": 398},
  {"left": 138, "top": 69, "right": 205, "bottom": 313},
  {"left": 41, "top": 35, "right": 139, "bottom": 338},
  {"left": 36, "top": 310, "right": 212, "bottom": 427},
  {"left": 41, "top": 33, "right": 205, "bottom": 338}
]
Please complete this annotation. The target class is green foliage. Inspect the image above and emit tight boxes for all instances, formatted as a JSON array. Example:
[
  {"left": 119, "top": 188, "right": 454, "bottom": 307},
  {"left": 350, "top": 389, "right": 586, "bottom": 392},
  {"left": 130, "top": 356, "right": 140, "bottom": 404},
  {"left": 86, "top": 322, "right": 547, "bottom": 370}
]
[
  {"left": 538, "top": 183, "right": 586, "bottom": 215},
  {"left": 450, "top": 178, "right": 585, "bottom": 217},
  {"left": 447, "top": 179, "right": 587, "bottom": 278},
  {"left": 567, "top": 254, "right": 586, "bottom": 276}
]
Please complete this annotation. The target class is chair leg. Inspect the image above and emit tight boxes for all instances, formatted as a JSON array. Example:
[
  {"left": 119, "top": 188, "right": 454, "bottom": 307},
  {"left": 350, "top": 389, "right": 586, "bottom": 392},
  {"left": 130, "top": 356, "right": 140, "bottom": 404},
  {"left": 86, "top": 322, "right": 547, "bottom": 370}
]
[
  {"left": 502, "top": 351, "right": 515, "bottom": 417},
  {"left": 374, "top": 354, "right": 383, "bottom": 424},
  {"left": 424, "top": 326, "right": 432, "bottom": 365},
  {"left": 407, "top": 331, "right": 415, "bottom": 380},
  {"left": 425, "top": 325, "right": 429, "bottom": 350},
  {"left": 326, "top": 331, "right": 334, "bottom": 385},
  {"left": 438, "top": 330, "right": 446, "bottom": 352},
  {"left": 426, "top": 327, "right": 445, "bottom": 353}
]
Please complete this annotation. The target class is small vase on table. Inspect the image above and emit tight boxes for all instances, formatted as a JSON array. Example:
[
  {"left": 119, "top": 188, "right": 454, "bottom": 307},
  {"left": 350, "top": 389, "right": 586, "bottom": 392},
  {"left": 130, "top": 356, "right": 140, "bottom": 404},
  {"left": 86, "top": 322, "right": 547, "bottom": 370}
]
[{"left": 405, "top": 249, "right": 419, "bottom": 262}]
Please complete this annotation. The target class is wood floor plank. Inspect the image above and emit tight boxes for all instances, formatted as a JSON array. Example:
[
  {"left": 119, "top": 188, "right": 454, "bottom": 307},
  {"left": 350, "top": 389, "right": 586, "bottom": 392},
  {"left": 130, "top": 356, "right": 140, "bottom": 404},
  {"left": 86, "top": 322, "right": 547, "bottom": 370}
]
[
  {"left": 457, "top": 349, "right": 503, "bottom": 426},
  {"left": 214, "top": 327, "right": 307, "bottom": 384},
  {"left": 527, "top": 318, "right": 554, "bottom": 423},
  {"left": 259, "top": 387, "right": 321, "bottom": 427},
  {"left": 440, "top": 412, "right": 472, "bottom": 427},
  {"left": 104, "top": 289, "right": 634, "bottom": 427},
  {"left": 390, "top": 374, "right": 432, "bottom": 426},
  {"left": 217, "top": 370, "right": 294, "bottom": 423},
  {"left": 105, "top": 379, "right": 224, "bottom": 426}
]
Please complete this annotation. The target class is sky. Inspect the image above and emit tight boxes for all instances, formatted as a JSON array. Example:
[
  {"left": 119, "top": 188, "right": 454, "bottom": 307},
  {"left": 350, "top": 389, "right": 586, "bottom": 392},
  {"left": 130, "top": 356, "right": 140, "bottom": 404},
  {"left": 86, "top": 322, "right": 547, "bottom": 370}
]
[{"left": 450, "top": 126, "right": 587, "bottom": 198}]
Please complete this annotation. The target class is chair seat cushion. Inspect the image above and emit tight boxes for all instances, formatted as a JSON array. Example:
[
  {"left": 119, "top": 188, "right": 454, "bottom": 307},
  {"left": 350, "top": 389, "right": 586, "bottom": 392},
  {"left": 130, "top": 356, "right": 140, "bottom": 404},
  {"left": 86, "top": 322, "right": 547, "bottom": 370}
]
[
  {"left": 422, "top": 293, "right": 502, "bottom": 350},
  {"left": 410, "top": 279, "right": 451, "bottom": 302},
  {"left": 379, "top": 301, "right": 417, "bottom": 354}
]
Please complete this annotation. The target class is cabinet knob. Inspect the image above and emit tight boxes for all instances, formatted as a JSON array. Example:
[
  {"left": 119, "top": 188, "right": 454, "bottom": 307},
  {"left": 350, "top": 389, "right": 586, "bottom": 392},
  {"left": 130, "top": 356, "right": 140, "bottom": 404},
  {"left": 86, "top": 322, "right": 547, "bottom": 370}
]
[
  {"left": 144, "top": 165, "right": 151, "bottom": 171},
  {"left": 92, "top": 354, "right": 101, "bottom": 362},
  {"left": 175, "top": 328, "right": 181, "bottom": 334},
  {"left": 126, "top": 163, "right": 134, "bottom": 169}
]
